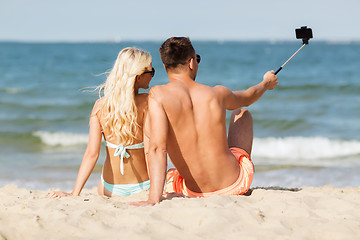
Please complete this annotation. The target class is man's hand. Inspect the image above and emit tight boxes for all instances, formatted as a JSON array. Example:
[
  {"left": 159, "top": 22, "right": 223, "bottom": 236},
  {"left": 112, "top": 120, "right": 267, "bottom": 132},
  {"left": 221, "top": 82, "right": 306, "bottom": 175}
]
[
  {"left": 263, "top": 70, "right": 278, "bottom": 90},
  {"left": 129, "top": 200, "right": 158, "bottom": 207},
  {"left": 47, "top": 191, "right": 73, "bottom": 199}
]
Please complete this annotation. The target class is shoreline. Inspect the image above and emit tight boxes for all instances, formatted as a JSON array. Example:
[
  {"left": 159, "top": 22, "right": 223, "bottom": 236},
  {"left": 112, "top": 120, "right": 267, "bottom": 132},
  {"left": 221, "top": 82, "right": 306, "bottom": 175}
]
[{"left": 1, "top": 184, "right": 359, "bottom": 239}]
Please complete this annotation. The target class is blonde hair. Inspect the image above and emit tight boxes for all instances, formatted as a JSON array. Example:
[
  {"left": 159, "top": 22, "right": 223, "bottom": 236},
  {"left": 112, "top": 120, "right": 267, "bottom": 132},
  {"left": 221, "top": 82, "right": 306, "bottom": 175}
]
[{"left": 97, "top": 47, "right": 152, "bottom": 145}]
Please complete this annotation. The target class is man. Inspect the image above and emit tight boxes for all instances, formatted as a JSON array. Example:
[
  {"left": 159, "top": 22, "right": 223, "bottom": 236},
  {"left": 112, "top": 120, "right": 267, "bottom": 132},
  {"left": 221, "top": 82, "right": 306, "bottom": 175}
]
[{"left": 135, "top": 37, "right": 278, "bottom": 205}]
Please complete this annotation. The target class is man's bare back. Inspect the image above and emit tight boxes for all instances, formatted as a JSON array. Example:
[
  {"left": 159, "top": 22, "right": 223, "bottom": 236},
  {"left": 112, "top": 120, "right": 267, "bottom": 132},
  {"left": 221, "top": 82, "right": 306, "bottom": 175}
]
[
  {"left": 150, "top": 77, "right": 241, "bottom": 193},
  {"left": 134, "top": 37, "right": 277, "bottom": 206}
]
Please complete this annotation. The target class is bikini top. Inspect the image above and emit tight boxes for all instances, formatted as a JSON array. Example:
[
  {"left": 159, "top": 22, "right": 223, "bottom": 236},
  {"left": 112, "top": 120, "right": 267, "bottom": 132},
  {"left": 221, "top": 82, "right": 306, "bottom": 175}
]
[{"left": 105, "top": 141, "right": 144, "bottom": 175}]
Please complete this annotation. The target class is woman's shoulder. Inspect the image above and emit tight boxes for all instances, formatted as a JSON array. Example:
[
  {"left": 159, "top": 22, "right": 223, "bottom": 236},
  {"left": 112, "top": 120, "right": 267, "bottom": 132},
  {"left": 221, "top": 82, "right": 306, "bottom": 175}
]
[
  {"left": 135, "top": 94, "right": 149, "bottom": 121},
  {"left": 136, "top": 93, "right": 149, "bottom": 100},
  {"left": 135, "top": 93, "right": 149, "bottom": 107},
  {"left": 94, "top": 97, "right": 105, "bottom": 106},
  {"left": 91, "top": 98, "right": 105, "bottom": 116}
]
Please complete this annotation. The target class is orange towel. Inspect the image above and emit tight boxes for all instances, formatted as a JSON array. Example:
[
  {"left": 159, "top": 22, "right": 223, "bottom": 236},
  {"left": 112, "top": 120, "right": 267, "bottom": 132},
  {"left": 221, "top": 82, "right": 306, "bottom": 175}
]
[{"left": 165, "top": 147, "right": 254, "bottom": 197}]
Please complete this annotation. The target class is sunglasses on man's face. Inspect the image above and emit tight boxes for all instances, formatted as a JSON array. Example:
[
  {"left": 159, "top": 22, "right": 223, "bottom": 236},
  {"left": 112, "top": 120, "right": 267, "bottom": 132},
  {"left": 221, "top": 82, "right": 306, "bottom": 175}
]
[
  {"left": 196, "top": 54, "right": 201, "bottom": 64},
  {"left": 143, "top": 67, "right": 155, "bottom": 77},
  {"left": 190, "top": 54, "right": 201, "bottom": 64}
]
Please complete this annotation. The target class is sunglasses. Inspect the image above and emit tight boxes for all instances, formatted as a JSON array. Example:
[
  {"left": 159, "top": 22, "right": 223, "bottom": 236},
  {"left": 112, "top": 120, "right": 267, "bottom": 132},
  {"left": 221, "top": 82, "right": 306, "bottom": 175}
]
[
  {"left": 143, "top": 67, "right": 155, "bottom": 77},
  {"left": 196, "top": 54, "right": 201, "bottom": 64}
]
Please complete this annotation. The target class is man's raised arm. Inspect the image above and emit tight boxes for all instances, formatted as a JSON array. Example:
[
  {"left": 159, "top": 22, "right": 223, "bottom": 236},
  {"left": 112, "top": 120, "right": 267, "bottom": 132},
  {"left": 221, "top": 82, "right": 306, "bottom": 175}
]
[{"left": 220, "top": 70, "right": 278, "bottom": 110}]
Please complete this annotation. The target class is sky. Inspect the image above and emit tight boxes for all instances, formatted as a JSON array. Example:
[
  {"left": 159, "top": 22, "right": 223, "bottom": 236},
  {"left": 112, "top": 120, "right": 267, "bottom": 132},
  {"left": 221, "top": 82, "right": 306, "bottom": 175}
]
[{"left": 1, "top": 0, "right": 359, "bottom": 42}]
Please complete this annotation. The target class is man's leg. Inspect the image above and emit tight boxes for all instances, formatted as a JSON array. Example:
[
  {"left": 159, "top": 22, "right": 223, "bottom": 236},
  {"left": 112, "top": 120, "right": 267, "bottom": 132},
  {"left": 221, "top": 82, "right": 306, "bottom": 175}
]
[{"left": 228, "top": 108, "right": 253, "bottom": 155}]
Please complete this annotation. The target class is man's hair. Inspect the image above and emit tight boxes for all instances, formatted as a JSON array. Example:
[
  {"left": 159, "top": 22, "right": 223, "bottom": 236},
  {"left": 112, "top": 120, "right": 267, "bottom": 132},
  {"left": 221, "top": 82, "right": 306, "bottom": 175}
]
[{"left": 159, "top": 37, "right": 195, "bottom": 70}]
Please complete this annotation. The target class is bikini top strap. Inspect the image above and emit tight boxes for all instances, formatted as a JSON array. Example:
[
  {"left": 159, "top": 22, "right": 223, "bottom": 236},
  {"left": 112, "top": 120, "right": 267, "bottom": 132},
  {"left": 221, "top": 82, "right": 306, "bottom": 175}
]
[{"left": 105, "top": 141, "right": 144, "bottom": 175}]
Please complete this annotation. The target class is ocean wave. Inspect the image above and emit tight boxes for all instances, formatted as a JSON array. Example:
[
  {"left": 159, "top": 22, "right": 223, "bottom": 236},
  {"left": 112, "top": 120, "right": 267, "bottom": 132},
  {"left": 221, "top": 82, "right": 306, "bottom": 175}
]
[
  {"left": 0, "top": 98, "right": 93, "bottom": 110},
  {"left": 276, "top": 84, "right": 360, "bottom": 93},
  {"left": 253, "top": 137, "right": 360, "bottom": 160},
  {"left": 0, "top": 88, "right": 24, "bottom": 94},
  {"left": 33, "top": 131, "right": 89, "bottom": 146},
  {"left": 33, "top": 131, "right": 360, "bottom": 160}
]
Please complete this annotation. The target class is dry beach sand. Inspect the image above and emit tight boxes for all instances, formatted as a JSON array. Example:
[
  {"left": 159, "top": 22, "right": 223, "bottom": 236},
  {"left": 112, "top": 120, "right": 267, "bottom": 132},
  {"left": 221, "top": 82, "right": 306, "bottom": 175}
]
[{"left": 0, "top": 184, "right": 359, "bottom": 240}]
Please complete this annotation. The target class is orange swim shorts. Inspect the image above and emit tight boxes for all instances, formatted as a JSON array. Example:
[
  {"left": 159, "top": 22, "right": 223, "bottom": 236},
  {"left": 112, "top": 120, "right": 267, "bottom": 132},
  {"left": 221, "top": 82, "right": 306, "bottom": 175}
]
[{"left": 165, "top": 147, "right": 254, "bottom": 197}]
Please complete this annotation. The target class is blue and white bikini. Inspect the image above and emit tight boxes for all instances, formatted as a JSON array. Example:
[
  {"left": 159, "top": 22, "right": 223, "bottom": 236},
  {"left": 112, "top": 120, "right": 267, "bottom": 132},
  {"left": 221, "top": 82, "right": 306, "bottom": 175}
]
[{"left": 101, "top": 141, "right": 150, "bottom": 196}]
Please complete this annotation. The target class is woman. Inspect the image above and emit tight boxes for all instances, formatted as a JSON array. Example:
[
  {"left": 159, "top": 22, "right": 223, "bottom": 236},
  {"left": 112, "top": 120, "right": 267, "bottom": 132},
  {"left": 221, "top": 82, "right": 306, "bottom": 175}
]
[{"left": 48, "top": 47, "right": 154, "bottom": 197}]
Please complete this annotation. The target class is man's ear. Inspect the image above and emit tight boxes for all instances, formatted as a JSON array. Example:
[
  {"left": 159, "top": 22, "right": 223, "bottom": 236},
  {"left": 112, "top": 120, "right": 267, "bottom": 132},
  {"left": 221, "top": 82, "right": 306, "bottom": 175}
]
[{"left": 188, "top": 57, "right": 194, "bottom": 70}]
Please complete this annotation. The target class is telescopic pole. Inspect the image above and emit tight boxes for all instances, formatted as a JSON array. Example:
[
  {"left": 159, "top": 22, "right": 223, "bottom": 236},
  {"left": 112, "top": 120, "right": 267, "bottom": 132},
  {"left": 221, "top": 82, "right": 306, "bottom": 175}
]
[{"left": 274, "top": 43, "right": 307, "bottom": 75}]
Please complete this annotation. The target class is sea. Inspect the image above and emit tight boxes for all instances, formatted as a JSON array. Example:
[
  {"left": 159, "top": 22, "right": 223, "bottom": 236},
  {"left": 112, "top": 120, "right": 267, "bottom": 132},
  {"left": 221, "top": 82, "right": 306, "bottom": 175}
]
[{"left": 1, "top": 41, "right": 359, "bottom": 190}]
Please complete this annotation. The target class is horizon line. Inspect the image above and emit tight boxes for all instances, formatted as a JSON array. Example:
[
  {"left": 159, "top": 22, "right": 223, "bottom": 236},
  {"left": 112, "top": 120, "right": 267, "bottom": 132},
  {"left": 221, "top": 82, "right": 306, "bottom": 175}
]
[{"left": 1, "top": 39, "right": 359, "bottom": 44}]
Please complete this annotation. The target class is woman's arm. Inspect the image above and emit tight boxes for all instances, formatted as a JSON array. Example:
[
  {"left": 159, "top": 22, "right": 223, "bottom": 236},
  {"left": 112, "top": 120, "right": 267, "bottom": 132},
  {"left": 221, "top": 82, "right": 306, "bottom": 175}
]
[
  {"left": 70, "top": 112, "right": 102, "bottom": 195},
  {"left": 48, "top": 101, "right": 103, "bottom": 198}
]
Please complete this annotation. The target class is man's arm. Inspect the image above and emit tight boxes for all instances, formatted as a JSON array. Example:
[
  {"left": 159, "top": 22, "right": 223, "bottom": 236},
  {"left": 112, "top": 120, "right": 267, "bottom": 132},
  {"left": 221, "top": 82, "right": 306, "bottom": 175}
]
[
  {"left": 221, "top": 70, "right": 278, "bottom": 110},
  {"left": 131, "top": 87, "right": 168, "bottom": 206},
  {"left": 143, "top": 109, "right": 151, "bottom": 177}
]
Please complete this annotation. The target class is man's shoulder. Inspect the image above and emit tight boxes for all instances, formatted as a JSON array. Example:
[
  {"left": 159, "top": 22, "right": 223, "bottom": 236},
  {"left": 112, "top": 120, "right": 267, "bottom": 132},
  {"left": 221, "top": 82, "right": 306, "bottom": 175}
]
[
  {"left": 149, "top": 84, "right": 166, "bottom": 92},
  {"left": 148, "top": 85, "right": 169, "bottom": 102},
  {"left": 209, "top": 85, "right": 232, "bottom": 98},
  {"left": 212, "top": 85, "right": 231, "bottom": 92},
  {"left": 149, "top": 85, "right": 166, "bottom": 95}
]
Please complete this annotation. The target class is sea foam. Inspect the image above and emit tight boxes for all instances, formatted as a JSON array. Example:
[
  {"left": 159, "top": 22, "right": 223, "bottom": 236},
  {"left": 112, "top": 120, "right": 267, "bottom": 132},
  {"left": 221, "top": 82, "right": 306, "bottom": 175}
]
[
  {"left": 33, "top": 131, "right": 89, "bottom": 146},
  {"left": 33, "top": 131, "right": 360, "bottom": 161},
  {"left": 2, "top": 88, "right": 24, "bottom": 94},
  {"left": 253, "top": 137, "right": 360, "bottom": 160}
]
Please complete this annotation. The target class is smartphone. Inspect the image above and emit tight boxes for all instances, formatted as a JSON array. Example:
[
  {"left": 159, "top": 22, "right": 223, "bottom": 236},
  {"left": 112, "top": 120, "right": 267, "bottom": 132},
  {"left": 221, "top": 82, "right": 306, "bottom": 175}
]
[{"left": 295, "top": 26, "right": 313, "bottom": 44}]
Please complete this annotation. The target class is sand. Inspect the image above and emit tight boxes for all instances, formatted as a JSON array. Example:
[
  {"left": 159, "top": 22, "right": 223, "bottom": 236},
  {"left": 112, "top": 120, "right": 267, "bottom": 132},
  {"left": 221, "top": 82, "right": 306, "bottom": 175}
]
[{"left": 0, "top": 185, "right": 359, "bottom": 240}]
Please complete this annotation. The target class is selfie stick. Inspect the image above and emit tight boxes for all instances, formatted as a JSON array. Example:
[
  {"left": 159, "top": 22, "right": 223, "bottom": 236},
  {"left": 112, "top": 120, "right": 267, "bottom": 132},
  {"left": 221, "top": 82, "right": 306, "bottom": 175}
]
[
  {"left": 275, "top": 26, "right": 313, "bottom": 75},
  {"left": 274, "top": 44, "right": 306, "bottom": 75}
]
